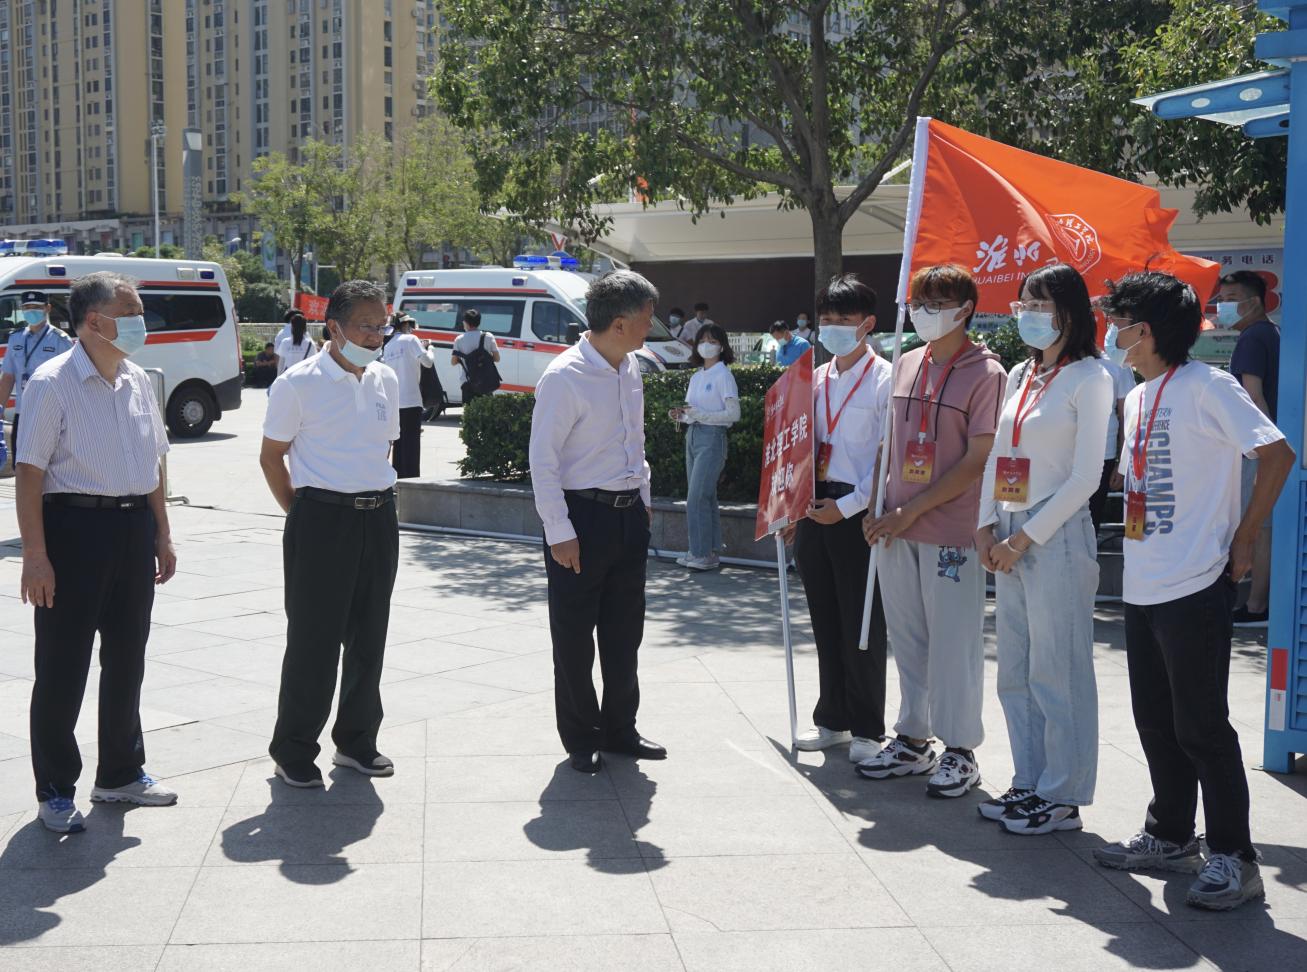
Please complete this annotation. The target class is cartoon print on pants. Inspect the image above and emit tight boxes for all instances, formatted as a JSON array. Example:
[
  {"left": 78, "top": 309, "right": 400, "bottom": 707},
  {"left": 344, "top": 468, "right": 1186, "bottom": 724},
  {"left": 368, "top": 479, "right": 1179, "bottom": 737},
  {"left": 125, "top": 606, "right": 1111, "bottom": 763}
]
[{"left": 937, "top": 546, "right": 967, "bottom": 583}]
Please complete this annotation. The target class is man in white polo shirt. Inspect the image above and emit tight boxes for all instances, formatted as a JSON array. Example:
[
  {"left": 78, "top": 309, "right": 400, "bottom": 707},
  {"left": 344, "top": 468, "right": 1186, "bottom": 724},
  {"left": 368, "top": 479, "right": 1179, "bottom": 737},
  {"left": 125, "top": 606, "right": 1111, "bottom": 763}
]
[{"left": 260, "top": 279, "right": 401, "bottom": 788}]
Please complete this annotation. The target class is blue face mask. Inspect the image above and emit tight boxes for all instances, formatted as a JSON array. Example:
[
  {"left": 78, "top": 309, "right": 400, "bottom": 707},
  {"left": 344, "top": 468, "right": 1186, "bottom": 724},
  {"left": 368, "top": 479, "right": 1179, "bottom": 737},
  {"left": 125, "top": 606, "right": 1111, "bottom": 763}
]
[
  {"left": 818, "top": 324, "right": 862, "bottom": 357},
  {"left": 107, "top": 314, "right": 147, "bottom": 357},
  {"left": 1103, "top": 323, "right": 1132, "bottom": 368},
  {"left": 21, "top": 309, "right": 46, "bottom": 327},
  {"left": 1215, "top": 301, "right": 1243, "bottom": 327},
  {"left": 1017, "top": 310, "right": 1058, "bottom": 350}
]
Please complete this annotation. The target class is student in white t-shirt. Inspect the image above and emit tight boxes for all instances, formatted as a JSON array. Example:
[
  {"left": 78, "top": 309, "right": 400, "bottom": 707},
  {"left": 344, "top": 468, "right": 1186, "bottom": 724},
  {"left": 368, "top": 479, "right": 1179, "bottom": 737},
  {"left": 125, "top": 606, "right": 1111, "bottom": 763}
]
[
  {"left": 382, "top": 314, "right": 435, "bottom": 478},
  {"left": 669, "top": 323, "right": 739, "bottom": 571},
  {"left": 276, "top": 314, "right": 318, "bottom": 376},
  {"left": 975, "top": 264, "right": 1112, "bottom": 836},
  {"left": 1093, "top": 270, "right": 1293, "bottom": 911}
]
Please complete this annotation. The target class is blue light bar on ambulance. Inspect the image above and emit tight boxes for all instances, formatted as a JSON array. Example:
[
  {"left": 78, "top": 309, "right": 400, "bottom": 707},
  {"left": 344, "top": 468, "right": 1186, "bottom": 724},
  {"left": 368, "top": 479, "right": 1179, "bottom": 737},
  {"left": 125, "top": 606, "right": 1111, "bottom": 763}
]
[
  {"left": 549, "top": 250, "right": 580, "bottom": 270},
  {"left": 0, "top": 239, "right": 69, "bottom": 257},
  {"left": 200, "top": 269, "right": 216, "bottom": 279},
  {"left": 513, "top": 254, "right": 549, "bottom": 270}
]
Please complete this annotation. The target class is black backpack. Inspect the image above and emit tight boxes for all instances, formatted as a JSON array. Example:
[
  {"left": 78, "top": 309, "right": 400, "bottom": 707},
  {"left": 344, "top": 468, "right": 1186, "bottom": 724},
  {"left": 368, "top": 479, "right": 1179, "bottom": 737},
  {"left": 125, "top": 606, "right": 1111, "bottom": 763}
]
[{"left": 456, "top": 332, "right": 502, "bottom": 395}]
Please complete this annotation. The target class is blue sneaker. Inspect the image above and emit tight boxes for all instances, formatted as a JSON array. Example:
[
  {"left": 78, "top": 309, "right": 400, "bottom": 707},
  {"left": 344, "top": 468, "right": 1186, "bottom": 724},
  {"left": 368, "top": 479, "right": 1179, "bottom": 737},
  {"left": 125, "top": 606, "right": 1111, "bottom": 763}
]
[{"left": 38, "top": 796, "right": 85, "bottom": 833}]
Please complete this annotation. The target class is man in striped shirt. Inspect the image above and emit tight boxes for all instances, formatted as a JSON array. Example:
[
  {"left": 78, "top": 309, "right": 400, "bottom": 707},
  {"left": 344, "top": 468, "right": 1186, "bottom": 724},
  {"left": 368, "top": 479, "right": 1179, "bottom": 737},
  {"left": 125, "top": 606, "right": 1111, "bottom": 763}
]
[{"left": 15, "top": 270, "right": 179, "bottom": 834}]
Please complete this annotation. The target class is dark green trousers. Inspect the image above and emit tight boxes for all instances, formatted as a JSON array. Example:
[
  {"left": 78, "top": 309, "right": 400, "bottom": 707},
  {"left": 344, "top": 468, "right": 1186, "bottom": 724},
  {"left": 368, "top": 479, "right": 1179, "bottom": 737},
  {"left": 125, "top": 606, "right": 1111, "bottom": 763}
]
[{"left": 270, "top": 493, "right": 399, "bottom": 768}]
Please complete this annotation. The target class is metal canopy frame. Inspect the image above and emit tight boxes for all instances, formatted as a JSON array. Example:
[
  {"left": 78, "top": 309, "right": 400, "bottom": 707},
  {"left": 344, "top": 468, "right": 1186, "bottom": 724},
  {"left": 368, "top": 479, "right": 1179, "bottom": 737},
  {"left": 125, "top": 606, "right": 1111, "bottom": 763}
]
[{"left": 1141, "top": 1, "right": 1307, "bottom": 774}]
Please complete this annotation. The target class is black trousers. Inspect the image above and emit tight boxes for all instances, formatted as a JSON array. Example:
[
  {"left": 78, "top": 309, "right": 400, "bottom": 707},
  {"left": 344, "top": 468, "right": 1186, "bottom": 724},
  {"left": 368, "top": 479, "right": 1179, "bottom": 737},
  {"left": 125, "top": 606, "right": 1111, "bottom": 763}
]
[
  {"left": 1088, "top": 458, "right": 1115, "bottom": 533},
  {"left": 9, "top": 411, "right": 19, "bottom": 459},
  {"left": 544, "top": 494, "right": 649, "bottom": 753},
  {"left": 794, "top": 514, "right": 888, "bottom": 740},
  {"left": 270, "top": 494, "right": 399, "bottom": 768},
  {"left": 1124, "top": 575, "right": 1254, "bottom": 858},
  {"left": 391, "top": 406, "right": 423, "bottom": 479},
  {"left": 31, "top": 504, "right": 156, "bottom": 800}
]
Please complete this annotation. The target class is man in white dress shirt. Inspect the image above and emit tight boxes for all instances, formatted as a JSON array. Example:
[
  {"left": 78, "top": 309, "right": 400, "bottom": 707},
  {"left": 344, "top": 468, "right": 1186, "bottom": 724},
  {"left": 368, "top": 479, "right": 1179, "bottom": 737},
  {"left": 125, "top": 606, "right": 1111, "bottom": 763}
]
[
  {"left": 260, "top": 280, "right": 401, "bottom": 788},
  {"left": 16, "top": 271, "right": 179, "bottom": 833},
  {"left": 529, "top": 270, "right": 667, "bottom": 773},
  {"left": 382, "top": 313, "right": 435, "bottom": 478}
]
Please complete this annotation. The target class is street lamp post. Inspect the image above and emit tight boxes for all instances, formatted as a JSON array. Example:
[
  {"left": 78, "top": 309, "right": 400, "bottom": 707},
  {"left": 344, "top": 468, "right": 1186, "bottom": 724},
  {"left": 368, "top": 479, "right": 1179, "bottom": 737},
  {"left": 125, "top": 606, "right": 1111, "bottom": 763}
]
[{"left": 150, "top": 123, "right": 167, "bottom": 255}]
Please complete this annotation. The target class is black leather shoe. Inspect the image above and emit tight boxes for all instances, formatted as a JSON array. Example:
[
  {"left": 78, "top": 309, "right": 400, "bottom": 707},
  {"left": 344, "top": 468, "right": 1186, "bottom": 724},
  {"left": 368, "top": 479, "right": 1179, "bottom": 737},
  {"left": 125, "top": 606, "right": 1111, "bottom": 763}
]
[
  {"left": 569, "top": 750, "right": 603, "bottom": 774},
  {"left": 602, "top": 735, "right": 668, "bottom": 760}
]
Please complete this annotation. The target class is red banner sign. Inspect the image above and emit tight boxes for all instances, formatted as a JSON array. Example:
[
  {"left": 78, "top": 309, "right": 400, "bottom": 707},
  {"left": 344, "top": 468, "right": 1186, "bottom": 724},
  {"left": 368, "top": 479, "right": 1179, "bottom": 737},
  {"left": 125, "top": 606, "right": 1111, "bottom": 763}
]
[
  {"left": 293, "top": 292, "right": 330, "bottom": 321},
  {"left": 755, "top": 349, "right": 815, "bottom": 540}
]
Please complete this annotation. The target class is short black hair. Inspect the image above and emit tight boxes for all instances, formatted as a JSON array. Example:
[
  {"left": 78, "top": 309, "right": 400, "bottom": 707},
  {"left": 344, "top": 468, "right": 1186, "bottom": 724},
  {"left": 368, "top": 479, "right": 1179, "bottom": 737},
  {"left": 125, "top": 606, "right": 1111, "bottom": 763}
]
[
  {"left": 693, "top": 302, "right": 709, "bottom": 312},
  {"left": 689, "top": 323, "right": 735, "bottom": 367},
  {"left": 585, "top": 270, "right": 659, "bottom": 333},
  {"left": 264, "top": 342, "right": 275, "bottom": 350},
  {"left": 1019, "top": 263, "right": 1099, "bottom": 364},
  {"left": 669, "top": 306, "right": 685, "bottom": 317},
  {"left": 463, "top": 308, "right": 481, "bottom": 328},
  {"left": 1101, "top": 270, "right": 1201, "bottom": 367},
  {"left": 1219, "top": 270, "right": 1267, "bottom": 304},
  {"left": 325, "top": 279, "right": 386, "bottom": 329},
  {"left": 769, "top": 320, "right": 792, "bottom": 335},
  {"left": 816, "top": 273, "right": 878, "bottom": 320}
]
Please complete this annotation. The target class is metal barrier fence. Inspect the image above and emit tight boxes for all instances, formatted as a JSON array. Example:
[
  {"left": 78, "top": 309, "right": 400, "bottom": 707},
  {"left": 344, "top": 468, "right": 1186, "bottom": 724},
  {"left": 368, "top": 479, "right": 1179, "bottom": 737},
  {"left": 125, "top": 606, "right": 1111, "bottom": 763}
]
[{"left": 144, "top": 367, "right": 189, "bottom": 506}]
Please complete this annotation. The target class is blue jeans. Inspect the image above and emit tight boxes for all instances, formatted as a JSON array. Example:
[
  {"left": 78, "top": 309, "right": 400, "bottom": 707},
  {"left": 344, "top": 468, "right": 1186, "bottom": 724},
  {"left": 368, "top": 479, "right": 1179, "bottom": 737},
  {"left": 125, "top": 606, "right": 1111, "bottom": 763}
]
[
  {"left": 995, "top": 504, "right": 1099, "bottom": 805},
  {"left": 685, "top": 424, "right": 727, "bottom": 558}
]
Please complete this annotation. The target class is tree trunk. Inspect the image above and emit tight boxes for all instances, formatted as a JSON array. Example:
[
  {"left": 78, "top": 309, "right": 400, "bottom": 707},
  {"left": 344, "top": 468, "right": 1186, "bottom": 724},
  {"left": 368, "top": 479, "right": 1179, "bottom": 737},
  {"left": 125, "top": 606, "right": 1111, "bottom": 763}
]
[{"left": 810, "top": 205, "right": 844, "bottom": 311}]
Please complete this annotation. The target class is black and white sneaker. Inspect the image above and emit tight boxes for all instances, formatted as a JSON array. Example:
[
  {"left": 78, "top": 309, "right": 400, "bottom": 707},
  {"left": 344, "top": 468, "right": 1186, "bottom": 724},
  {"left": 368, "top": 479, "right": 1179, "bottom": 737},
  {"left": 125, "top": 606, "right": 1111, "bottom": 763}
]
[
  {"left": 926, "top": 749, "right": 980, "bottom": 798},
  {"left": 977, "top": 786, "right": 1035, "bottom": 821},
  {"left": 1000, "top": 796, "right": 1083, "bottom": 835},
  {"left": 1093, "top": 830, "right": 1203, "bottom": 872},
  {"left": 855, "top": 736, "right": 939, "bottom": 780},
  {"left": 1187, "top": 853, "right": 1265, "bottom": 911}
]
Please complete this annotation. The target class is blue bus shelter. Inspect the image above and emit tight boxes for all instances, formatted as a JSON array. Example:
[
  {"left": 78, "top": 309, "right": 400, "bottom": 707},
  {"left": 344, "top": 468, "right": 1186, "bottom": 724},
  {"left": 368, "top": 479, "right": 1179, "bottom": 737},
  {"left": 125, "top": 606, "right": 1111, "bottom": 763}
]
[{"left": 1137, "top": 1, "right": 1306, "bottom": 772}]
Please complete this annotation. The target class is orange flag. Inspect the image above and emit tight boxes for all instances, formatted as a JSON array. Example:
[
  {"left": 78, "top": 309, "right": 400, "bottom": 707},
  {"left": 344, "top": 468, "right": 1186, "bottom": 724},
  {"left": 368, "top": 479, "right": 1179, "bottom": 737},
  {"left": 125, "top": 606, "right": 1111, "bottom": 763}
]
[{"left": 902, "top": 119, "right": 1220, "bottom": 314}]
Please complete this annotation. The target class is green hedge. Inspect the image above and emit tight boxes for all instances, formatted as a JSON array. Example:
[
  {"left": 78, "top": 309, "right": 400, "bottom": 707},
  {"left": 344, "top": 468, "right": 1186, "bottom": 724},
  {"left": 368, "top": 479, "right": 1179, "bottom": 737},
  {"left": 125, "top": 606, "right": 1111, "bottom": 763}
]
[{"left": 458, "top": 365, "right": 785, "bottom": 502}]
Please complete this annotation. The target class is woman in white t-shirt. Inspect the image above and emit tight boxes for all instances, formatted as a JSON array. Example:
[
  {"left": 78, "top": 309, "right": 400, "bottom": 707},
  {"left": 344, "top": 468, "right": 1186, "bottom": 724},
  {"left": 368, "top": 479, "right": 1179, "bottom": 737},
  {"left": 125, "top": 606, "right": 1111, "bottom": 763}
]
[
  {"left": 276, "top": 314, "right": 318, "bottom": 376},
  {"left": 669, "top": 323, "right": 739, "bottom": 571},
  {"left": 975, "top": 263, "right": 1113, "bottom": 835}
]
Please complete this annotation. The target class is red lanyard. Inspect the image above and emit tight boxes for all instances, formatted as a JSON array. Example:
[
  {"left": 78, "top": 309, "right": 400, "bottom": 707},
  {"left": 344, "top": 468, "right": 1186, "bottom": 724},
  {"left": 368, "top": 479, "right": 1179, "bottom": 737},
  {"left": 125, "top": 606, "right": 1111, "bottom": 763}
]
[
  {"left": 1011, "top": 359, "right": 1066, "bottom": 448},
  {"left": 916, "top": 342, "right": 969, "bottom": 440},
  {"left": 1131, "top": 366, "right": 1178, "bottom": 483},
  {"left": 823, "top": 353, "right": 875, "bottom": 439}
]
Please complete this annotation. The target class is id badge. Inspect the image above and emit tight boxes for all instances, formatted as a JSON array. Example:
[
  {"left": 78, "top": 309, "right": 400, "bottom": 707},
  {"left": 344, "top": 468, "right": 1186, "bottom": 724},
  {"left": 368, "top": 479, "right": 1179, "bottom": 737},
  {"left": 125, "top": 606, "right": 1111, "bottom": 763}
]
[
  {"left": 816, "top": 442, "right": 833, "bottom": 481},
  {"left": 902, "top": 440, "right": 935, "bottom": 484},
  {"left": 994, "top": 457, "right": 1031, "bottom": 503},
  {"left": 1124, "top": 490, "right": 1147, "bottom": 541}
]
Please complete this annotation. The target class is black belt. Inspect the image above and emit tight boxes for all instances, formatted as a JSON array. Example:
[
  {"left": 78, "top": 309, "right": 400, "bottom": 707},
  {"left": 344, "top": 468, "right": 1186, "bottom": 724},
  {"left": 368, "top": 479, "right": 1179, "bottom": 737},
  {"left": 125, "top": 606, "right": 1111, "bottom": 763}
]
[
  {"left": 296, "top": 486, "right": 395, "bottom": 510},
  {"left": 816, "top": 481, "right": 855, "bottom": 500},
  {"left": 45, "top": 493, "right": 148, "bottom": 510},
  {"left": 565, "top": 488, "right": 642, "bottom": 509}
]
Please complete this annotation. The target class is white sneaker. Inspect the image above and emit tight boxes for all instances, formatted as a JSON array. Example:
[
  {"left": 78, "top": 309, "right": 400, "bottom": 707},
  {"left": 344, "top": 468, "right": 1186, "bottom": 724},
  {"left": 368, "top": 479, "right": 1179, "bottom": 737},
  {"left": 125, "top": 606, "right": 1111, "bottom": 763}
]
[
  {"left": 38, "top": 796, "right": 85, "bottom": 833},
  {"left": 926, "top": 749, "right": 981, "bottom": 798},
  {"left": 685, "top": 554, "right": 721, "bottom": 571},
  {"left": 90, "top": 773, "right": 178, "bottom": 806},
  {"left": 1187, "top": 853, "right": 1265, "bottom": 911},
  {"left": 1093, "top": 831, "right": 1203, "bottom": 872},
  {"left": 332, "top": 750, "right": 395, "bottom": 777},
  {"left": 794, "top": 726, "right": 852, "bottom": 752},
  {"left": 675, "top": 555, "right": 691, "bottom": 567},
  {"left": 855, "top": 736, "right": 939, "bottom": 779},
  {"left": 848, "top": 737, "right": 882, "bottom": 763}
]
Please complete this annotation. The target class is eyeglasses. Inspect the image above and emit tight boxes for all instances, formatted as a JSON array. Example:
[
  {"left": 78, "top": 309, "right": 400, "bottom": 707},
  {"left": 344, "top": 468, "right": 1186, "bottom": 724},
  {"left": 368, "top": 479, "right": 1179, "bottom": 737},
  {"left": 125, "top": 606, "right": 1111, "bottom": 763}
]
[
  {"left": 344, "top": 323, "right": 388, "bottom": 336},
  {"left": 908, "top": 300, "right": 959, "bottom": 313},
  {"left": 1010, "top": 300, "right": 1055, "bottom": 315}
]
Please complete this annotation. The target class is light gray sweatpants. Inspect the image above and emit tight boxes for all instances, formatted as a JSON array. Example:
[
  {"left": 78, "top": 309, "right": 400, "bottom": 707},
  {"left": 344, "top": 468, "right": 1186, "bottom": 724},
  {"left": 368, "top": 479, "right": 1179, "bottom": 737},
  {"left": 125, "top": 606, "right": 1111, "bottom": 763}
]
[{"left": 880, "top": 538, "right": 986, "bottom": 750}]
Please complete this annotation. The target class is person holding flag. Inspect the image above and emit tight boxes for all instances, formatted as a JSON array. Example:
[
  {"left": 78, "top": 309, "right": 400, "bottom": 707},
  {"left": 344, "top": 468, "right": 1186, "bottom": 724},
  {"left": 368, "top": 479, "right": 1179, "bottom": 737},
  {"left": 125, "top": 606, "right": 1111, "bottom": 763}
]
[
  {"left": 785, "top": 274, "right": 892, "bottom": 764},
  {"left": 1093, "top": 271, "right": 1292, "bottom": 911},
  {"left": 974, "top": 264, "right": 1112, "bottom": 834},
  {"left": 859, "top": 264, "right": 1005, "bottom": 798}
]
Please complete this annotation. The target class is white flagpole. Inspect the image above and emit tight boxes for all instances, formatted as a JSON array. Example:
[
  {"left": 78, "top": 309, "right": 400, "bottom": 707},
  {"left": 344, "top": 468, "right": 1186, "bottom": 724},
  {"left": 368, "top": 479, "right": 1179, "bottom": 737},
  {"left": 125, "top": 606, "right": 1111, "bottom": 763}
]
[
  {"left": 775, "top": 529, "right": 798, "bottom": 746},
  {"left": 858, "top": 117, "right": 932, "bottom": 651}
]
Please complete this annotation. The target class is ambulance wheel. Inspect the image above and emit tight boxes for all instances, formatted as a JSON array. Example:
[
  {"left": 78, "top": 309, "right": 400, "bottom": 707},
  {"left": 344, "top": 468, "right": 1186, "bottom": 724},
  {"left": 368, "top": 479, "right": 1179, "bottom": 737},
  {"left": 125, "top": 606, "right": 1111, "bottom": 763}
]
[{"left": 167, "top": 384, "right": 216, "bottom": 438}]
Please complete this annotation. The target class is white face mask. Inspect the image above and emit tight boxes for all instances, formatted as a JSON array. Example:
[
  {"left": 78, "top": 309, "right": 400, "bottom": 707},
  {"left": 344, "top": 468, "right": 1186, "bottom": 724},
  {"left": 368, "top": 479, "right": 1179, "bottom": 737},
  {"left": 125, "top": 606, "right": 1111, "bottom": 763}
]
[
  {"left": 818, "top": 324, "right": 862, "bottom": 357},
  {"left": 913, "top": 306, "right": 965, "bottom": 342},
  {"left": 697, "top": 341, "right": 721, "bottom": 359}
]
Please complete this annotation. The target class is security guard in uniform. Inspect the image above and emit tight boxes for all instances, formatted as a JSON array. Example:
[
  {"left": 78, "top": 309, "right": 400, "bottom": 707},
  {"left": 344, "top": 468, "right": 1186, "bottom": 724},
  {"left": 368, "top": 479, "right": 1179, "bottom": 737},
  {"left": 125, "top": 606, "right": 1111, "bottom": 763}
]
[
  {"left": 1, "top": 291, "right": 73, "bottom": 457},
  {"left": 15, "top": 271, "right": 179, "bottom": 834}
]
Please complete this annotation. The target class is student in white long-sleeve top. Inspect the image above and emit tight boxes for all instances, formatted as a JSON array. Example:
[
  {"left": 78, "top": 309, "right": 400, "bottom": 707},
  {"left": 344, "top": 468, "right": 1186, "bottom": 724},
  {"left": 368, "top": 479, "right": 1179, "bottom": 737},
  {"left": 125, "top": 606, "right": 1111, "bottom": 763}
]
[
  {"left": 975, "top": 263, "right": 1113, "bottom": 835},
  {"left": 529, "top": 270, "right": 667, "bottom": 774}
]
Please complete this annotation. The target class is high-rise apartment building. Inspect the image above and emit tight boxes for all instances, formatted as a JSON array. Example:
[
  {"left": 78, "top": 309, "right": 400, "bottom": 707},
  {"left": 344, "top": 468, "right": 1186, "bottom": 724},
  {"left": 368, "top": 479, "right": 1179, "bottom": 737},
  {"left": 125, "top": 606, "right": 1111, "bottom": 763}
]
[{"left": 0, "top": 0, "right": 440, "bottom": 252}]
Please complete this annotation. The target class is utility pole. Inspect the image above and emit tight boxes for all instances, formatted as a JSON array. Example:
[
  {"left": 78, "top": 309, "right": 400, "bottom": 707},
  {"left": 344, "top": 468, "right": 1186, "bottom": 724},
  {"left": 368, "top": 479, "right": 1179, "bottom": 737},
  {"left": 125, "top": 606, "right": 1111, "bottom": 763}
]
[{"left": 150, "top": 123, "right": 167, "bottom": 254}]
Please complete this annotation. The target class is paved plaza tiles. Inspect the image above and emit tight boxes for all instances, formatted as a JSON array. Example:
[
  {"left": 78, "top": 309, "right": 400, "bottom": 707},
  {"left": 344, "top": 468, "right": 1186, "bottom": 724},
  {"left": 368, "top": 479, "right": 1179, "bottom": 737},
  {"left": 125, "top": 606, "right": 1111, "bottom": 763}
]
[{"left": 0, "top": 402, "right": 1304, "bottom": 970}]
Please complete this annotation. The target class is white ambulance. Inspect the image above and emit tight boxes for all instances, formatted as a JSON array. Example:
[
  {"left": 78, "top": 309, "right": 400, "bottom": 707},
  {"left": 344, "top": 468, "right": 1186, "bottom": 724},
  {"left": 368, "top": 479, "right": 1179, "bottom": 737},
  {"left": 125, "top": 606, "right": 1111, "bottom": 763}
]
[
  {"left": 392, "top": 259, "right": 692, "bottom": 406},
  {"left": 0, "top": 253, "right": 243, "bottom": 437}
]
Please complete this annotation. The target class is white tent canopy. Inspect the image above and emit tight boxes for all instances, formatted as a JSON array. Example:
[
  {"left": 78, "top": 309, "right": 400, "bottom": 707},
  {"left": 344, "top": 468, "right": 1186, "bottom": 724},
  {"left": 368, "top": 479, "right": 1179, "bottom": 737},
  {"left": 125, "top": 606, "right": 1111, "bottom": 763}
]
[{"left": 567, "top": 182, "right": 1284, "bottom": 265}]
